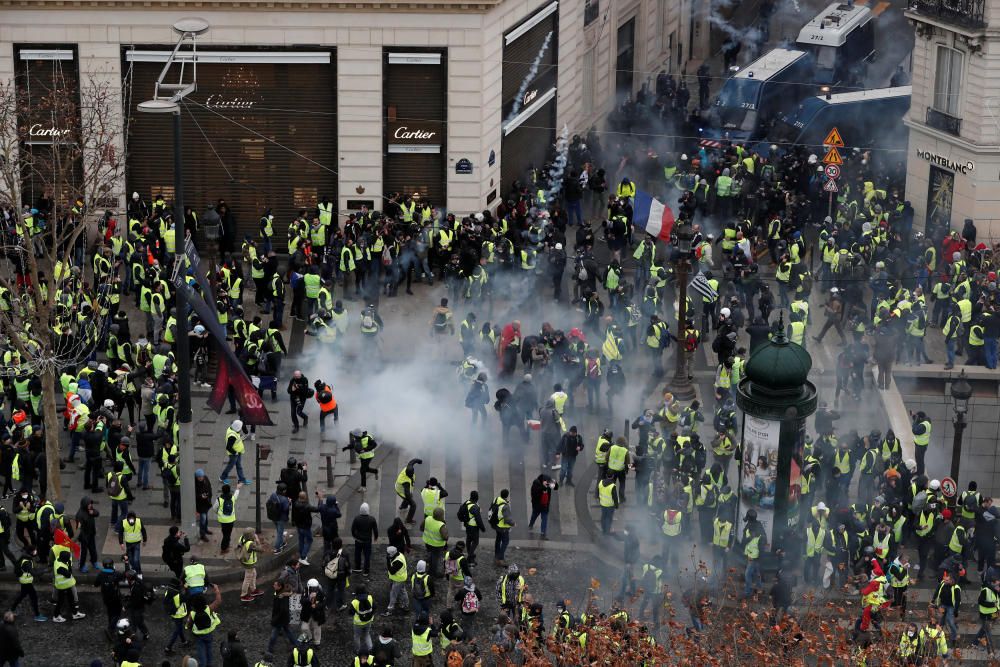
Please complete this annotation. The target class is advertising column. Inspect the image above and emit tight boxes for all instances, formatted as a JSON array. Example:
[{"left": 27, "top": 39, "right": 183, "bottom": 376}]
[
  {"left": 500, "top": 2, "right": 559, "bottom": 198},
  {"left": 124, "top": 48, "right": 337, "bottom": 249},
  {"left": 383, "top": 50, "right": 447, "bottom": 210}
]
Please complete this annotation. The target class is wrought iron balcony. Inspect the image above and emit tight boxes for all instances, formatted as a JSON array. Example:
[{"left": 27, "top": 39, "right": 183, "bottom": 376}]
[
  {"left": 908, "top": 0, "right": 986, "bottom": 30},
  {"left": 926, "top": 107, "right": 962, "bottom": 136}
]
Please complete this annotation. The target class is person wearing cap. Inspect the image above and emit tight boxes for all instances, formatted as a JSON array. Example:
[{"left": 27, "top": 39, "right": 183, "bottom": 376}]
[
  {"left": 384, "top": 545, "right": 409, "bottom": 615},
  {"left": 219, "top": 419, "right": 250, "bottom": 485},
  {"left": 410, "top": 559, "right": 434, "bottom": 618},
  {"left": 934, "top": 568, "right": 962, "bottom": 646}
]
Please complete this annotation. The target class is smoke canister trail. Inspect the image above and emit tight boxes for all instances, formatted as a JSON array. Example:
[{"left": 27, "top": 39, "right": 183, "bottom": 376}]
[
  {"left": 541, "top": 124, "right": 571, "bottom": 204},
  {"left": 504, "top": 31, "right": 554, "bottom": 127}
]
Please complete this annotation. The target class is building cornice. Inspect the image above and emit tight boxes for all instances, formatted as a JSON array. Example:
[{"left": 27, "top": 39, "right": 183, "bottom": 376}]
[
  {"left": 904, "top": 117, "right": 1000, "bottom": 154},
  {"left": 0, "top": 0, "right": 499, "bottom": 12}
]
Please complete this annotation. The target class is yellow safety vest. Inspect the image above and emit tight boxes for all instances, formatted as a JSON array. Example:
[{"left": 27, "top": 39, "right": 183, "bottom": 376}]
[
  {"left": 421, "top": 487, "right": 443, "bottom": 517},
  {"left": 422, "top": 516, "right": 446, "bottom": 548},
  {"left": 661, "top": 510, "right": 682, "bottom": 536},
  {"left": 122, "top": 518, "right": 144, "bottom": 543},
  {"left": 598, "top": 480, "right": 616, "bottom": 508}
]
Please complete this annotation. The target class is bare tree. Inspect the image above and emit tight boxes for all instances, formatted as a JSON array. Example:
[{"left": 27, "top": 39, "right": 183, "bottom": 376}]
[{"left": 0, "top": 66, "right": 125, "bottom": 500}]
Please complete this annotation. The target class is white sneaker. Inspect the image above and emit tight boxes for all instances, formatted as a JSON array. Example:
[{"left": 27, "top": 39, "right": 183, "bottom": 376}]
[
  {"left": 72, "top": 612, "right": 86, "bottom": 620},
  {"left": 300, "top": 558, "right": 310, "bottom": 566},
  {"left": 52, "top": 615, "right": 66, "bottom": 623}
]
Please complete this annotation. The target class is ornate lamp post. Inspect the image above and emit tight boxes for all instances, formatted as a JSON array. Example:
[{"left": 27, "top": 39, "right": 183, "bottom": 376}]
[
  {"left": 950, "top": 369, "right": 972, "bottom": 483},
  {"left": 669, "top": 221, "right": 696, "bottom": 400}
]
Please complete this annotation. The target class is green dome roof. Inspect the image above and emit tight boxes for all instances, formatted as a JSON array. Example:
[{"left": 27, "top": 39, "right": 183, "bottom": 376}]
[{"left": 744, "top": 334, "right": 812, "bottom": 391}]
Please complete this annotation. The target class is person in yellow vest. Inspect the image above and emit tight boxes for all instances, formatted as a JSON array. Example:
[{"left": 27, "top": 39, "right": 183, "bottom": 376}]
[
  {"left": 118, "top": 511, "right": 148, "bottom": 575},
  {"left": 237, "top": 528, "right": 263, "bottom": 602},
  {"left": 214, "top": 483, "right": 241, "bottom": 555},
  {"left": 606, "top": 437, "right": 631, "bottom": 503},
  {"left": 351, "top": 584, "right": 376, "bottom": 654},
  {"left": 187, "top": 583, "right": 223, "bottom": 666},
  {"left": 385, "top": 545, "right": 409, "bottom": 614},
  {"left": 411, "top": 612, "right": 439, "bottom": 667},
  {"left": 977, "top": 577, "right": 1000, "bottom": 654},
  {"left": 395, "top": 458, "right": 422, "bottom": 525},
  {"left": 910, "top": 411, "right": 932, "bottom": 477},
  {"left": 51, "top": 546, "right": 86, "bottom": 622},
  {"left": 742, "top": 509, "right": 767, "bottom": 598},
  {"left": 420, "top": 506, "right": 449, "bottom": 578},
  {"left": 597, "top": 471, "right": 620, "bottom": 534}
]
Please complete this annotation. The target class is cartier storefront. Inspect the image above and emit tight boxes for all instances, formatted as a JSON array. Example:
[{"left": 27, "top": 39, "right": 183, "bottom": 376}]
[
  {"left": 382, "top": 48, "right": 447, "bottom": 208},
  {"left": 123, "top": 47, "right": 337, "bottom": 246}
]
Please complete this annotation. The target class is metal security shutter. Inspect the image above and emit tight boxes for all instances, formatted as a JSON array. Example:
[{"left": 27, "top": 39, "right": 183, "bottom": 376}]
[
  {"left": 501, "top": 4, "right": 558, "bottom": 121},
  {"left": 383, "top": 50, "right": 447, "bottom": 207},
  {"left": 124, "top": 51, "right": 337, "bottom": 250},
  {"left": 15, "top": 44, "right": 82, "bottom": 209},
  {"left": 500, "top": 97, "right": 556, "bottom": 196}
]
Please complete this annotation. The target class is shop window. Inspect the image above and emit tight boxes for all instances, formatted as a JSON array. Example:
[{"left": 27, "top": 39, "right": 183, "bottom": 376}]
[{"left": 933, "top": 45, "right": 963, "bottom": 117}]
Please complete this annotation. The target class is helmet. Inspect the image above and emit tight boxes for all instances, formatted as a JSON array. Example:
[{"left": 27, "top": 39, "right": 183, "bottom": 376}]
[
  {"left": 307, "top": 578, "right": 320, "bottom": 588},
  {"left": 231, "top": 419, "right": 243, "bottom": 431},
  {"left": 102, "top": 558, "right": 114, "bottom": 569},
  {"left": 930, "top": 479, "right": 941, "bottom": 491},
  {"left": 116, "top": 618, "right": 131, "bottom": 631},
  {"left": 287, "top": 457, "right": 297, "bottom": 469},
  {"left": 745, "top": 509, "right": 757, "bottom": 521},
  {"left": 351, "top": 428, "right": 363, "bottom": 437},
  {"left": 720, "top": 307, "right": 731, "bottom": 318},
  {"left": 508, "top": 563, "right": 520, "bottom": 574},
  {"left": 193, "top": 325, "right": 206, "bottom": 335}
]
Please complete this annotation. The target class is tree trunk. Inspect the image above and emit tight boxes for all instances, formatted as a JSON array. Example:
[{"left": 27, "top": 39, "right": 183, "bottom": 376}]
[{"left": 43, "top": 367, "right": 63, "bottom": 501}]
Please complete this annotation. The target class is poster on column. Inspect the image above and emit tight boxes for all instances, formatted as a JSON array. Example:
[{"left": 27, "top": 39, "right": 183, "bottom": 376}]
[{"left": 741, "top": 416, "right": 780, "bottom": 535}]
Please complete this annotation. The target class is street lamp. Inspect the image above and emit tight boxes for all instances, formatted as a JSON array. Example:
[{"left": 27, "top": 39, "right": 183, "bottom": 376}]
[
  {"left": 950, "top": 369, "right": 973, "bottom": 483},
  {"left": 138, "top": 17, "right": 209, "bottom": 528},
  {"left": 255, "top": 443, "right": 272, "bottom": 534},
  {"left": 670, "top": 221, "right": 696, "bottom": 400}
]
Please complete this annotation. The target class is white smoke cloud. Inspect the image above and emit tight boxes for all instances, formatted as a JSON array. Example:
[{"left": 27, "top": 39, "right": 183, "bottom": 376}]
[{"left": 504, "top": 31, "right": 554, "bottom": 127}]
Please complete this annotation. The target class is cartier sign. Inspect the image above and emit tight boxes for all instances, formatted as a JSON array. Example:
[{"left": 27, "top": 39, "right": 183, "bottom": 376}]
[
  {"left": 29, "top": 124, "right": 71, "bottom": 137},
  {"left": 387, "top": 121, "right": 441, "bottom": 145},
  {"left": 205, "top": 94, "right": 256, "bottom": 110}
]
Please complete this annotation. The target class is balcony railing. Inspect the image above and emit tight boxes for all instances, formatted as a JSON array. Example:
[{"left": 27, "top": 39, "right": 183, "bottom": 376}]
[
  {"left": 909, "top": 0, "right": 986, "bottom": 29},
  {"left": 926, "top": 107, "right": 963, "bottom": 136}
]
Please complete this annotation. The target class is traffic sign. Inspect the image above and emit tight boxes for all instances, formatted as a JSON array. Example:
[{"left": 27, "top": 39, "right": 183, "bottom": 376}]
[
  {"left": 822, "top": 147, "right": 843, "bottom": 165},
  {"left": 823, "top": 127, "right": 845, "bottom": 147},
  {"left": 941, "top": 477, "right": 957, "bottom": 499},
  {"left": 824, "top": 164, "right": 841, "bottom": 180},
  {"left": 823, "top": 180, "right": 839, "bottom": 193}
]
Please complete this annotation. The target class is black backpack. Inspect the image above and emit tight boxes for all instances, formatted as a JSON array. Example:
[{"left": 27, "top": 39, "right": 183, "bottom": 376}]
[
  {"left": 457, "top": 501, "right": 470, "bottom": 524},
  {"left": 487, "top": 499, "right": 501, "bottom": 528},
  {"left": 266, "top": 493, "right": 282, "bottom": 521}
]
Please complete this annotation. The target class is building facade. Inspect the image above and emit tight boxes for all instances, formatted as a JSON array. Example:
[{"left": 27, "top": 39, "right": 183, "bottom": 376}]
[
  {"left": 1, "top": 0, "right": 706, "bottom": 238},
  {"left": 905, "top": 0, "right": 1000, "bottom": 242}
]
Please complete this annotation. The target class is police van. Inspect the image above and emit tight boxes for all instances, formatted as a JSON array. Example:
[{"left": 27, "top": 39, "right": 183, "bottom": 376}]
[
  {"left": 699, "top": 48, "right": 815, "bottom": 146},
  {"left": 766, "top": 85, "right": 910, "bottom": 156},
  {"left": 795, "top": 1, "right": 877, "bottom": 86}
]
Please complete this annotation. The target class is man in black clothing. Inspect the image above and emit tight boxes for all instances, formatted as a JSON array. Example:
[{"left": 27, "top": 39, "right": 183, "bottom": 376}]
[
  {"left": 287, "top": 370, "right": 312, "bottom": 434},
  {"left": 351, "top": 502, "right": 379, "bottom": 577},
  {"left": 220, "top": 629, "right": 249, "bottom": 667},
  {"left": 124, "top": 569, "right": 151, "bottom": 640},
  {"left": 280, "top": 458, "right": 308, "bottom": 500},
  {"left": 161, "top": 526, "right": 191, "bottom": 579},
  {"left": 96, "top": 559, "right": 124, "bottom": 638},
  {"left": 459, "top": 491, "right": 486, "bottom": 566},
  {"left": 82, "top": 423, "right": 106, "bottom": 492}
]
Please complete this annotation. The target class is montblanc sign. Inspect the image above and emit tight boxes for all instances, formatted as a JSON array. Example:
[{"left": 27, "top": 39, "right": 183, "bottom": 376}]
[{"left": 915, "top": 148, "right": 974, "bottom": 175}]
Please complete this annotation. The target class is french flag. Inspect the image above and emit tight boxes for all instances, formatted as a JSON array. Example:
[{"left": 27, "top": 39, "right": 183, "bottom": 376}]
[{"left": 633, "top": 189, "right": 675, "bottom": 241}]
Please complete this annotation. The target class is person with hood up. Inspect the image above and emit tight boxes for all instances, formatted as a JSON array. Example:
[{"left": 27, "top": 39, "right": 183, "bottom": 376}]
[
  {"left": 75, "top": 496, "right": 100, "bottom": 573},
  {"left": 351, "top": 501, "right": 379, "bottom": 577},
  {"left": 465, "top": 372, "right": 490, "bottom": 425},
  {"left": 318, "top": 494, "right": 341, "bottom": 555}
]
